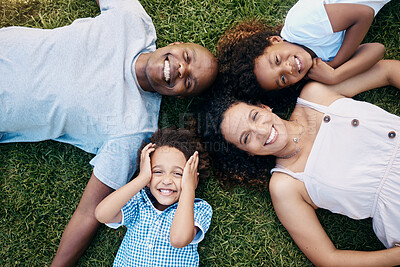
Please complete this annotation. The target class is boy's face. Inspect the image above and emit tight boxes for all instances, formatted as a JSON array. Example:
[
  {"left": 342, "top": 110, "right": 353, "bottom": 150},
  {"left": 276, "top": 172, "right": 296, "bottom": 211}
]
[
  {"left": 148, "top": 146, "right": 188, "bottom": 211},
  {"left": 145, "top": 43, "right": 217, "bottom": 97},
  {"left": 254, "top": 36, "right": 313, "bottom": 91}
]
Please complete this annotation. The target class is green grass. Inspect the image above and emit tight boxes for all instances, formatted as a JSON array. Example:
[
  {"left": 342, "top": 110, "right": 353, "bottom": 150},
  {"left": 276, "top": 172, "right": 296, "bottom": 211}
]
[{"left": 0, "top": 0, "right": 399, "bottom": 266}]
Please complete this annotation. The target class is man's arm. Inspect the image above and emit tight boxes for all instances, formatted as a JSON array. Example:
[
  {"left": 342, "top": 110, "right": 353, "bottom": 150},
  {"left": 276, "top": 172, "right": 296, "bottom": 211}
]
[{"left": 51, "top": 172, "right": 114, "bottom": 267}]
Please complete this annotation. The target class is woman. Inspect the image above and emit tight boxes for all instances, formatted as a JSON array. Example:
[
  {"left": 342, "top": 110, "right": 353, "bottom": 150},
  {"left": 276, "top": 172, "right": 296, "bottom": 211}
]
[{"left": 201, "top": 60, "right": 400, "bottom": 265}]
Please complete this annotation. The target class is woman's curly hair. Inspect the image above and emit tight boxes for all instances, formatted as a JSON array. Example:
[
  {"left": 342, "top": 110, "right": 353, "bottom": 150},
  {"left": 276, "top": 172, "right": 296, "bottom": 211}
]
[
  {"left": 194, "top": 84, "right": 276, "bottom": 187},
  {"left": 136, "top": 128, "right": 210, "bottom": 183}
]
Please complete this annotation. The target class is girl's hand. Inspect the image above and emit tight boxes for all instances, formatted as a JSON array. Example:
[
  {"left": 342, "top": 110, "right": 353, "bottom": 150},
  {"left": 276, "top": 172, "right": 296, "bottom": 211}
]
[
  {"left": 307, "top": 58, "right": 337, "bottom": 85},
  {"left": 138, "top": 143, "right": 156, "bottom": 183},
  {"left": 181, "top": 151, "right": 199, "bottom": 192}
]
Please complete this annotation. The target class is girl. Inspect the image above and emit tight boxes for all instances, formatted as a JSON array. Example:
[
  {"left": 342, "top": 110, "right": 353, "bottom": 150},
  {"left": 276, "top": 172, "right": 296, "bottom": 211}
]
[
  {"left": 218, "top": 0, "right": 391, "bottom": 99},
  {"left": 200, "top": 59, "right": 400, "bottom": 265},
  {"left": 95, "top": 129, "right": 212, "bottom": 266}
]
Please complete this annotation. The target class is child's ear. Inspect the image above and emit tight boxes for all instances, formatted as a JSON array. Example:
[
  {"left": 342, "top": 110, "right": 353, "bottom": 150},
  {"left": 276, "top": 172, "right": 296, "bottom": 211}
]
[{"left": 268, "top": 36, "right": 283, "bottom": 44}]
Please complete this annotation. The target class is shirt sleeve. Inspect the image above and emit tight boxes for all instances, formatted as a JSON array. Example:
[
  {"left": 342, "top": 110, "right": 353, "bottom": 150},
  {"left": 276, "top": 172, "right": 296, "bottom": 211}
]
[
  {"left": 90, "top": 134, "right": 148, "bottom": 190},
  {"left": 99, "top": 0, "right": 149, "bottom": 15},
  {"left": 105, "top": 190, "right": 141, "bottom": 229},
  {"left": 191, "top": 199, "right": 213, "bottom": 244},
  {"left": 281, "top": 0, "right": 333, "bottom": 44},
  {"left": 280, "top": 0, "right": 344, "bottom": 61}
]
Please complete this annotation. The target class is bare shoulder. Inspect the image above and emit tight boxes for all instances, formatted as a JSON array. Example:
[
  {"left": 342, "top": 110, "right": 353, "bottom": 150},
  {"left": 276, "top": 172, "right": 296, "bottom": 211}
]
[
  {"left": 270, "top": 172, "right": 317, "bottom": 209},
  {"left": 269, "top": 172, "right": 299, "bottom": 199},
  {"left": 299, "top": 81, "right": 343, "bottom": 106}
]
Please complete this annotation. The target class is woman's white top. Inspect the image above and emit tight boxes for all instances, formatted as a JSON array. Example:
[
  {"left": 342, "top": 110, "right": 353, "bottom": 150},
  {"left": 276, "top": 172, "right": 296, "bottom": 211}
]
[{"left": 272, "top": 97, "right": 400, "bottom": 248}]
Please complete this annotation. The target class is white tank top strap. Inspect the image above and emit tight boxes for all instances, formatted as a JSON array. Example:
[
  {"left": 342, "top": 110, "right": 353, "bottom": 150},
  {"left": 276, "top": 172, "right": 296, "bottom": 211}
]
[
  {"left": 297, "top": 97, "right": 330, "bottom": 114},
  {"left": 270, "top": 164, "right": 304, "bottom": 182}
]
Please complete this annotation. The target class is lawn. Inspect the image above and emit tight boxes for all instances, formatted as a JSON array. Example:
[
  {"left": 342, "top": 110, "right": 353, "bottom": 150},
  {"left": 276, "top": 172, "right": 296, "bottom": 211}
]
[{"left": 0, "top": 0, "right": 399, "bottom": 266}]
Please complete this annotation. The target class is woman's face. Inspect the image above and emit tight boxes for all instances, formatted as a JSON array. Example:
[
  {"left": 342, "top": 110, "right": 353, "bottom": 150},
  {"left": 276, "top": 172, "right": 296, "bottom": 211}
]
[
  {"left": 220, "top": 102, "right": 289, "bottom": 156},
  {"left": 254, "top": 36, "right": 313, "bottom": 91}
]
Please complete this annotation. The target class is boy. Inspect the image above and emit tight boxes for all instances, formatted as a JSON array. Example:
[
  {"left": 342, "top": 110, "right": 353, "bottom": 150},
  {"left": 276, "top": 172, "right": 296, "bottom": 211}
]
[
  {"left": 95, "top": 129, "right": 213, "bottom": 266},
  {"left": 0, "top": 0, "right": 217, "bottom": 265}
]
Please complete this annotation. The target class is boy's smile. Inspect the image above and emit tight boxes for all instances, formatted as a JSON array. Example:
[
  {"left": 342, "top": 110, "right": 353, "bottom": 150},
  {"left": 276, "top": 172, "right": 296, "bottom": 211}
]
[{"left": 148, "top": 146, "right": 188, "bottom": 211}]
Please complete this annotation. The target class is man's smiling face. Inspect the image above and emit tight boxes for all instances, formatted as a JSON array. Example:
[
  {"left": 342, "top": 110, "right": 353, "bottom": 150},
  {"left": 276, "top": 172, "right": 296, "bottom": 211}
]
[{"left": 145, "top": 43, "right": 217, "bottom": 97}]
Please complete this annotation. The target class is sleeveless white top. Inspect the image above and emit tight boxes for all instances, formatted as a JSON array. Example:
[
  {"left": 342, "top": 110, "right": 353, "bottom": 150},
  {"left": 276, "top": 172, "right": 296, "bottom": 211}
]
[{"left": 272, "top": 97, "right": 400, "bottom": 248}]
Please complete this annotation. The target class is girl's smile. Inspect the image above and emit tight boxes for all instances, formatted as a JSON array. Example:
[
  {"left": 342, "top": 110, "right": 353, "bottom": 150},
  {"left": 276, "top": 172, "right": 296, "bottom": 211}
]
[{"left": 254, "top": 36, "right": 313, "bottom": 91}]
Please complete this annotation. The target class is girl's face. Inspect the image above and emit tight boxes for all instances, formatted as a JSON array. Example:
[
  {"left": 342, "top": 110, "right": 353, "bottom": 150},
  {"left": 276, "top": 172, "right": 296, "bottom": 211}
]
[
  {"left": 254, "top": 36, "right": 313, "bottom": 91},
  {"left": 148, "top": 146, "right": 188, "bottom": 211},
  {"left": 221, "top": 102, "right": 289, "bottom": 156}
]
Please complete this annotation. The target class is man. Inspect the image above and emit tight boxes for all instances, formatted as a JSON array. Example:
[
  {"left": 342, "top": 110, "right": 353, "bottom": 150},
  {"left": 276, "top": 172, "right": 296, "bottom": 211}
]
[{"left": 0, "top": 0, "right": 217, "bottom": 265}]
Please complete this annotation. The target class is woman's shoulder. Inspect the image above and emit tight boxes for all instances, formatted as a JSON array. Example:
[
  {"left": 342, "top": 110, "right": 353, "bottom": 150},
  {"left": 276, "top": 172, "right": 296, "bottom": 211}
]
[
  {"left": 269, "top": 172, "right": 299, "bottom": 197},
  {"left": 299, "top": 81, "right": 343, "bottom": 106},
  {"left": 270, "top": 171, "right": 317, "bottom": 209}
]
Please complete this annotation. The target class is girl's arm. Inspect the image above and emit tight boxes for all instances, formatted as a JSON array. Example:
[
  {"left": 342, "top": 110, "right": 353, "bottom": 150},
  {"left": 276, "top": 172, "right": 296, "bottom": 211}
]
[
  {"left": 94, "top": 143, "right": 155, "bottom": 224},
  {"left": 170, "top": 152, "right": 199, "bottom": 248},
  {"left": 325, "top": 3, "right": 375, "bottom": 69},
  {"left": 327, "top": 59, "right": 400, "bottom": 97},
  {"left": 307, "top": 43, "right": 385, "bottom": 85},
  {"left": 270, "top": 173, "right": 400, "bottom": 266}
]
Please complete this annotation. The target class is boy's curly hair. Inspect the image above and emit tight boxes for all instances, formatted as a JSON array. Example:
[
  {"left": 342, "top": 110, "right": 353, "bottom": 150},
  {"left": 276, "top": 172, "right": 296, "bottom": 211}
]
[
  {"left": 217, "top": 19, "right": 283, "bottom": 101},
  {"left": 137, "top": 128, "right": 209, "bottom": 182},
  {"left": 194, "top": 86, "right": 276, "bottom": 187}
]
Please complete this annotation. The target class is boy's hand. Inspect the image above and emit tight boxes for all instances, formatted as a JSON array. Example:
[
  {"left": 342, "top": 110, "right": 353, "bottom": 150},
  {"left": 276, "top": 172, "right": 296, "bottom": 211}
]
[
  {"left": 307, "top": 58, "right": 337, "bottom": 85},
  {"left": 138, "top": 143, "right": 156, "bottom": 183},
  {"left": 181, "top": 151, "right": 199, "bottom": 192}
]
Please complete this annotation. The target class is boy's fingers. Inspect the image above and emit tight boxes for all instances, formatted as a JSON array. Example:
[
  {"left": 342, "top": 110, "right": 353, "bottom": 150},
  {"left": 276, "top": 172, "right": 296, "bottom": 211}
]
[{"left": 194, "top": 151, "right": 199, "bottom": 167}]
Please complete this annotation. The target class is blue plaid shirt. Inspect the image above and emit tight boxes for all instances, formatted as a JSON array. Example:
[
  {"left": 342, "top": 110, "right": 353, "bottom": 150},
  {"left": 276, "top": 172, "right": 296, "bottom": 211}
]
[{"left": 107, "top": 188, "right": 213, "bottom": 266}]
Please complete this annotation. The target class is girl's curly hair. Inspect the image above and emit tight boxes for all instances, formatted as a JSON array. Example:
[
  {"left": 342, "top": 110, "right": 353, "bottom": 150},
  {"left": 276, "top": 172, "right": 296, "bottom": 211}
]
[
  {"left": 194, "top": 85, "right": 276, "bottom": 187},
  {"left": 217, "top": 19, "right": 304, "bottom": 114},
  {"left": 137, "top": 128, "right": 209, "bottom": 182},
  {"left": 217, "top": 19, "right": 282, "bottom": 100}
]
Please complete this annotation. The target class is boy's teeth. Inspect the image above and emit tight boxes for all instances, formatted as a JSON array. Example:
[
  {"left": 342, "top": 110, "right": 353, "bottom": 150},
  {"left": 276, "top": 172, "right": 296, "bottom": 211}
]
[
  {"left": 265, "top": 127, "right": 277, "bottom": 145},
  {"left": 164, "top": 59, "right": 170, "bottom": 82},
  {"left": 295, "top": 57, "right": 301, "bottom": 72},
  {"left": 160, "top": 189, "right": 172, "bottom": 193}
]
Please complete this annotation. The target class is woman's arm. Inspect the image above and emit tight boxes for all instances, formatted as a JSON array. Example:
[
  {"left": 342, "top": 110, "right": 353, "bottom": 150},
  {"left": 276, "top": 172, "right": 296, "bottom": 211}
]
[
  {"left": 94, "top": 143, "right": 155, "bottom": 224},
  {"left": 328, "top": 59, "right": 400, "bottom": 97},
  {"left": 170, "top": 152, "right": 199, "bottom": 248},
  {"left": 270, "top": 173, "right": 400, "bottom": 267}
]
